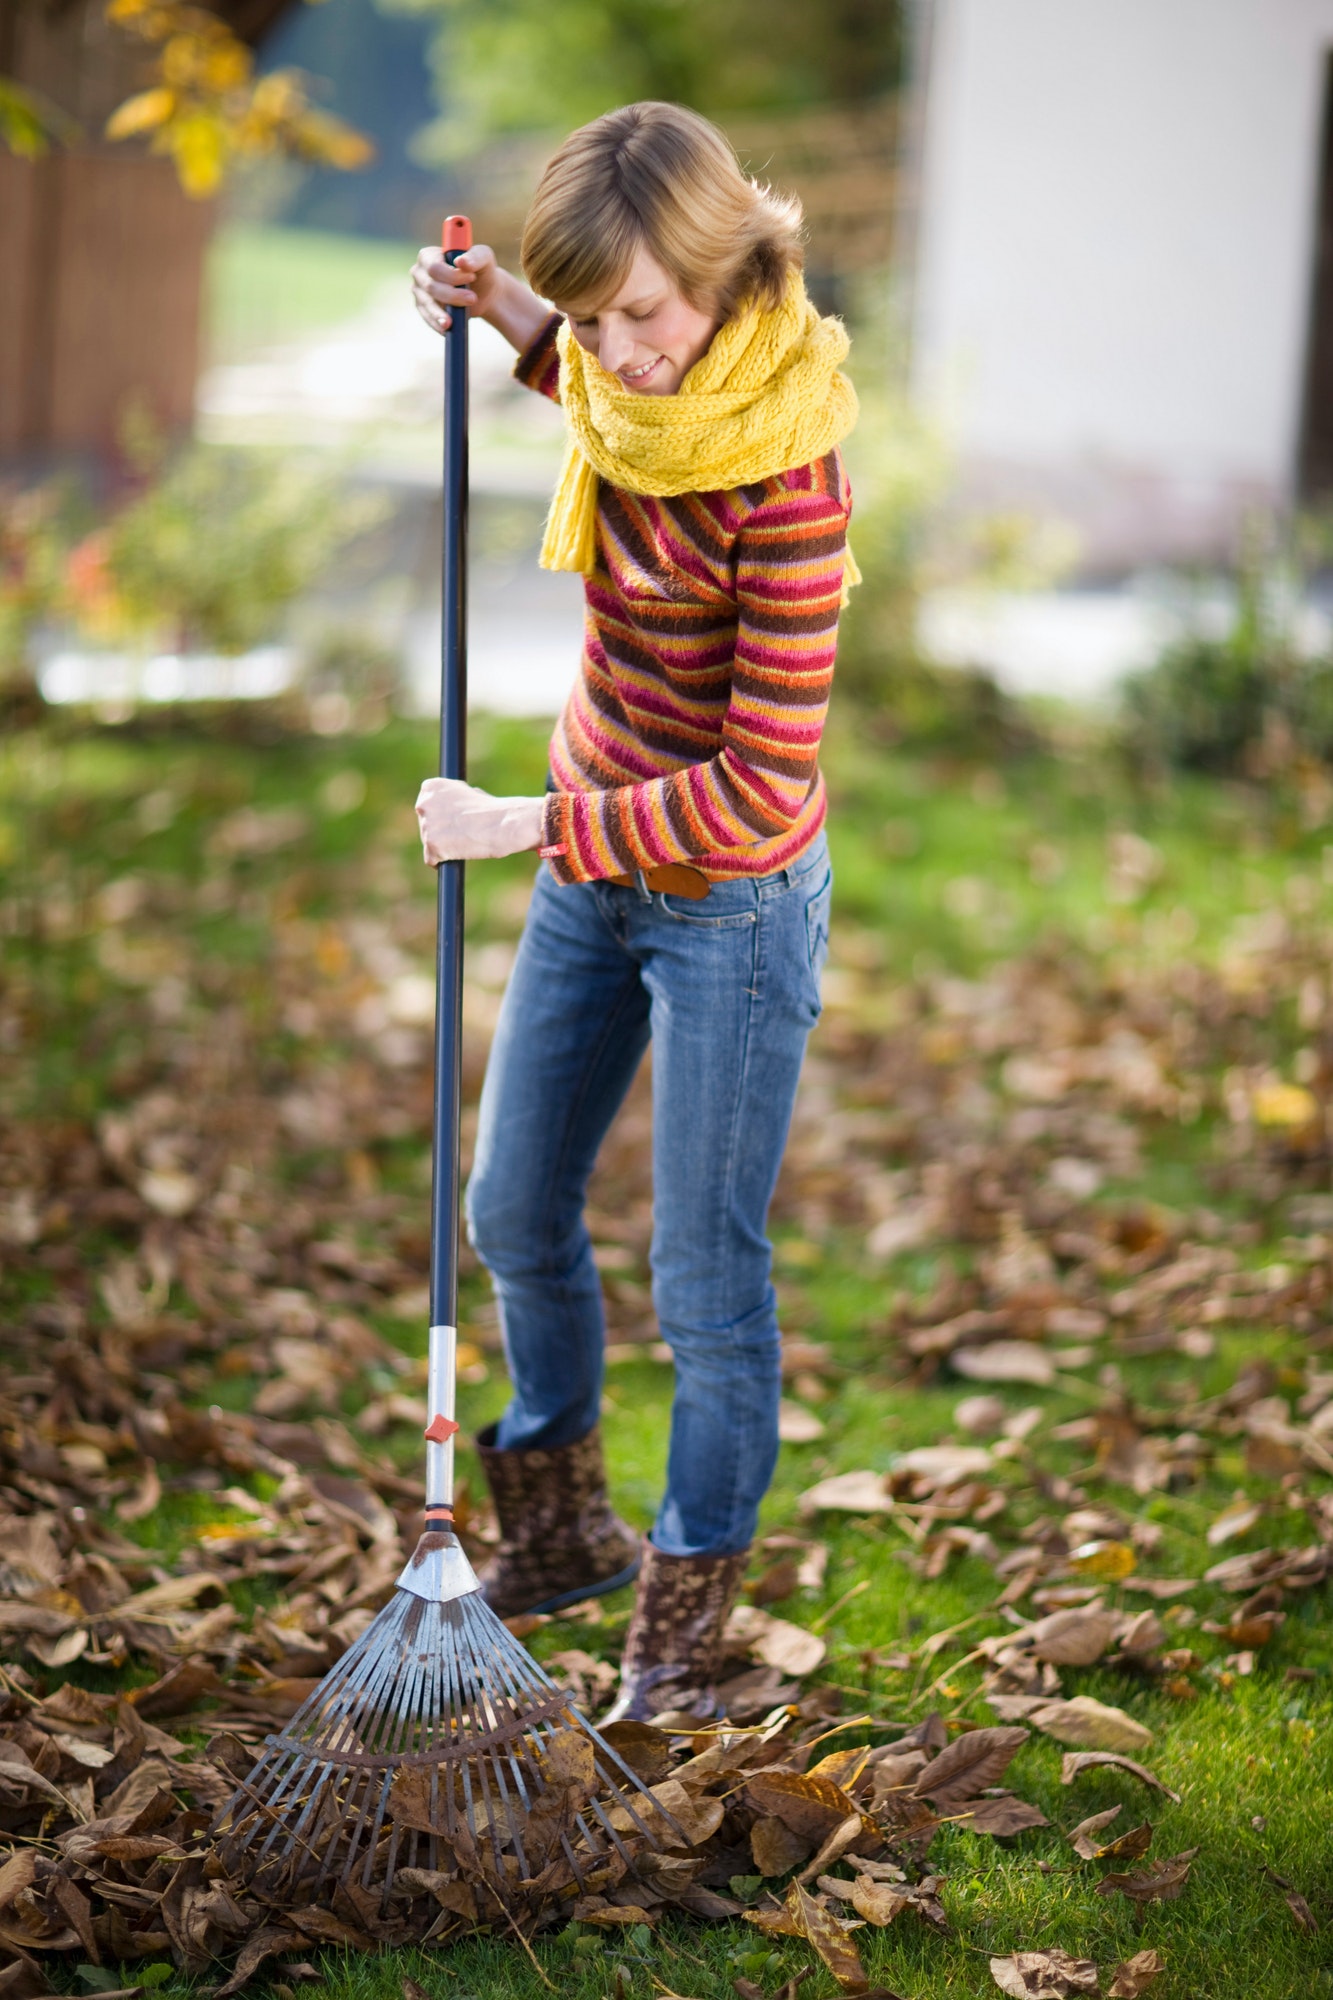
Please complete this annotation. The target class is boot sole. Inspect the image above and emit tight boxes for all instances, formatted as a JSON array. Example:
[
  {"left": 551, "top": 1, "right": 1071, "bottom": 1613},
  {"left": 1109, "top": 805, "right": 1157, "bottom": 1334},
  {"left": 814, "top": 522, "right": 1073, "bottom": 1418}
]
[{"left": 496, "top": 1555, "right": 642, "bottom": 1621}]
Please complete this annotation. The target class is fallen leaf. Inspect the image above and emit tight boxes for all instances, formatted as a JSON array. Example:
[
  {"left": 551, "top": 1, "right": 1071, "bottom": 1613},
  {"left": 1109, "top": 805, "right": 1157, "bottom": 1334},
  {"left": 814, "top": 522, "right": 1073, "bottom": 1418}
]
[
  {"left": 989, "top": 1949, "right": 1099, "bottom": 1997},
  {"left": 912, "top": 1727, "right": 1030, "bottom": 1805},
  {"left": 953, "top": 1343, "right": 1055, "bottom": 1387},
  {"left": 896, "top": 1444, "right": 994, "bottom": 1482},
  {"left": 1207, "top": 1497, "right": 1263, "bottom": 1547},
  {"left": 849, "top": 1876, "right": 911, "bottom": 1925},
  {"left": 796, "top": 1814, "right": 865, "bottom": 1886},
  {"left": 1265, "top": 1866, "right": 1319, "bottom": 1933},
  {"left": 954, "top": 1797, "right": 1049, "bottom": 1836},
  {"left": 1067, "top": 1540, "right": 1136, "bottom": 1581},
  {"left": 1068, "top": 1806, "right": 1122, "bottom": 1858},
  {"left": 1095, "top": 1822, "right": 1154, "bottom": 1863},
  {"left": 746, "top": 1770, "right": 861, "bottom": 1841},
  {"left": 1106, "top": 1950, "right": 1166, "bottom": 1997},
  {"left": 1058, "top": 1752, "right": 1181, "bottom": 1803},
  {"left": 726, "top": 1604, "right": 826, "bottom": 1675},
  {"left": 1095, "top": 1849, "right": 1198, "bottom": 1905},
  {"left": 786, "top": 1882, "right": 866, "bottom": 1993},
  {"left": 1023, "top": 1605, "right": 1116, "bottom": 1666},
  {"left": 779, "top": 1401, "right": 826, "bottom": 1444},
  {"left": 752, "top": 1816, "right": 812, "bottom": 1877},
  {"left": 798, "top": 1470, "right": 894, "bottom": 1517},
  {"left": 1029, "top": 1697, "right": 1154, "bottom": 1755}
]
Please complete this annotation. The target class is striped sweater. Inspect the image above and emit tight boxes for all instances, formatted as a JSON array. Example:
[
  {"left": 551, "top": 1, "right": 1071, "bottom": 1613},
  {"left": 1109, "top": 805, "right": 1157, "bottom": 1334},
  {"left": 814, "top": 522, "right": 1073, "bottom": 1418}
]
[{"left": 516, "top": 315, "right": 852, "bottom": 884}]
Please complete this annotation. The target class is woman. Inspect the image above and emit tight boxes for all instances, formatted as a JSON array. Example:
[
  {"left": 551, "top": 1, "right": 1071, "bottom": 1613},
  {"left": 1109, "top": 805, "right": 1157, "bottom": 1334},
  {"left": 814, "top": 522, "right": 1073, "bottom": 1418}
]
[{"left": 409, "top": 101, "right": 856, "bottom": 1723}]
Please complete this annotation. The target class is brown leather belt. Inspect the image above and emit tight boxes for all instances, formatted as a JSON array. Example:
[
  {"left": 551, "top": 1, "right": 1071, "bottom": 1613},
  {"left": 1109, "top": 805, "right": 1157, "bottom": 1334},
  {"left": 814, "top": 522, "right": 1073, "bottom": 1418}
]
[{"left": 608, "top": 863, "right": 711, "bottom": 901}]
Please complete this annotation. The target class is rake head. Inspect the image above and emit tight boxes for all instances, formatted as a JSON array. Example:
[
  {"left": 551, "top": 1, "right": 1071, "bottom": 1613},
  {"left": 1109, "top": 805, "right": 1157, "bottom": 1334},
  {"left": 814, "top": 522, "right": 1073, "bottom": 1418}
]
[{"left": 213, "top": 1532, "right": 674, "bottom": 1922}]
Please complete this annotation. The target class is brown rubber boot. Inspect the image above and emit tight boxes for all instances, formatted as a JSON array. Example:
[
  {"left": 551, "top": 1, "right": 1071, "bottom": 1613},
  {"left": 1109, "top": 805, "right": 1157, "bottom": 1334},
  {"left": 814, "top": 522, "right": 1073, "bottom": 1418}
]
[
  {"left": 602, "top": 1540, "right": 750, "bottom": 1724},
  {"left": 474, "top": 1423, "right": 640, "bottom": 1619}
]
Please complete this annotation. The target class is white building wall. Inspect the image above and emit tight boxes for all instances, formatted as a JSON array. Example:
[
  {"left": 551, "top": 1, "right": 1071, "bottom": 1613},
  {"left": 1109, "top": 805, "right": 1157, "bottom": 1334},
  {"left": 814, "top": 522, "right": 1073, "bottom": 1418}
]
[{"left": 911, "top": 0, "right": 1333, "bottom": 567}]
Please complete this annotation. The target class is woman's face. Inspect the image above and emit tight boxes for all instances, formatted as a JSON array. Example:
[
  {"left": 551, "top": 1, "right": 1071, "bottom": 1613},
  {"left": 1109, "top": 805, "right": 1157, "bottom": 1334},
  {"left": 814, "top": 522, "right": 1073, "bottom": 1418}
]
[{"left": 561, "top": 243, "right": 720, "bottom": 395}]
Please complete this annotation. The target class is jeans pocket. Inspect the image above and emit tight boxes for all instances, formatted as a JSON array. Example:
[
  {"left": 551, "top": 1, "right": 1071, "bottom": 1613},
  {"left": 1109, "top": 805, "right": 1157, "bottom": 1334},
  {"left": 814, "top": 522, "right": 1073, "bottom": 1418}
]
[
  {"left": 805, "top": 866, "right": 833, "bottom": 991},
  {"left": 660, "top": 894, "right": 758, "bottom": 929}
]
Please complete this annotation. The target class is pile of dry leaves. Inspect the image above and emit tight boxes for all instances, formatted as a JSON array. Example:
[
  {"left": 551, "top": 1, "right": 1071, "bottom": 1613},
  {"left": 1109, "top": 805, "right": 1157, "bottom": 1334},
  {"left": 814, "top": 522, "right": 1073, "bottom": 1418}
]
[{"left": 4, "top": 796, "right": 1333, "bottom": 1989}]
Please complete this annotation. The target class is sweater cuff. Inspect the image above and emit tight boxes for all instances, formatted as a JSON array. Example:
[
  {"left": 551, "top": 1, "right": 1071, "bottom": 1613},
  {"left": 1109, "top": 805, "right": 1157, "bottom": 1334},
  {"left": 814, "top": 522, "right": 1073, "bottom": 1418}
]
[
  {"left": 512, "top": 313, "right": 563, "bottom": 398},
  {"left": 538, "top": 791, "right": 585, "bottom": 883}
]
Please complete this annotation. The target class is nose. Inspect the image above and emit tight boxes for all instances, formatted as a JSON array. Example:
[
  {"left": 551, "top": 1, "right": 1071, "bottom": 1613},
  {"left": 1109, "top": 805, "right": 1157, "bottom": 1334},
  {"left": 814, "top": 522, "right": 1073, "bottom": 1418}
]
[{"left": 598, "top": 323, "right": 636, "bottom": 376}]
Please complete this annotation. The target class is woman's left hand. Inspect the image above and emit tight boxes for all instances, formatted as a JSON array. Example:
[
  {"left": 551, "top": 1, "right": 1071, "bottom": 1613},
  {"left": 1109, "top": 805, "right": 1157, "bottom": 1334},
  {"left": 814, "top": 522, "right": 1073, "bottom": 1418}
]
[{"left": 415, "top": 778, "right": 546, "bottom": 863}]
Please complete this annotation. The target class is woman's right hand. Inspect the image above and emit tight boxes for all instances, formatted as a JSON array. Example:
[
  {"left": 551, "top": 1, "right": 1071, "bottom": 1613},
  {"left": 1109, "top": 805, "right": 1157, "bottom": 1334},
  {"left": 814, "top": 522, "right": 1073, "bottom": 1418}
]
[{"left": 410, "top": 242, "right": 502, "bottom": 336}]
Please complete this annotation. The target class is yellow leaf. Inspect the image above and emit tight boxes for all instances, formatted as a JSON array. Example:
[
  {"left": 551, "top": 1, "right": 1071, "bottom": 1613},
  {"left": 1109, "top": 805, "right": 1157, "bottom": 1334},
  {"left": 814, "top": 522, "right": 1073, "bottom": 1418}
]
[
  {"left": 294, "top": 107, "right": 375, "bottom": 169},
  {"left": 1069, "top": 1538, "right": 1137, "bottom": 1581},
  {"left": 1252, "top": 1082, "right": 1319, "bottom": 1129},
  {"left": 161, "top": 33, "right": 205, "bottom": 87},
  {"left": 200, "top": 43, "right": 251, "bottom": 91},
  {"left": 167, "top": 108, "right": 227, "bottom": 196},
  {"left": 105, "top": 86, "right": 175, "bottom": 140}
]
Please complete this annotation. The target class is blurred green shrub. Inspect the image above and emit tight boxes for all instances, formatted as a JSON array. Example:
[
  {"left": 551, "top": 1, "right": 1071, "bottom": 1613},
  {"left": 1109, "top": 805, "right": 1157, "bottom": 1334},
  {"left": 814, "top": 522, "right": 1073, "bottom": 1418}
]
[
  {"left": 61, "top": 426, "right": 386, "bottom": 656},
  {"left": 1122, "top": 518, "right": 1333, "bottom": 780}
]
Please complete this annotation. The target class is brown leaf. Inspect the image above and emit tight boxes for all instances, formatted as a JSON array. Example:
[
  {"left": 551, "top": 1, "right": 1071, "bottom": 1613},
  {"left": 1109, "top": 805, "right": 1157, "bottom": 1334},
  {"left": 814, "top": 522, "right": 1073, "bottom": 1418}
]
[
  {"left": 753, "top": 1816, "right": 813, "bottom": 1877},
  {"left": 1265, "top": 1867, "right": 1319, "bottom": 1932},
  {"left": 1023, "top": 1605, "right": 1116, "bottom": 1666},
  {"left": 1029, "top": 1698, "right": 1153, "bottom": 1755},
  {"left": 1106, "top": 1949, "right": 1166, "bottom": 1997},
  {"left": 746, "top": 1770, "right": 861, "bottom": 1840},
  {"left": 599, "top": 1720, "right": 672, "bottom": 1784},
  {"left": 786, "top": 1882, "right": 867, "bottom": 1993},
  {"left": 1058, "top": 1751, "right": 1181, "bottom": 1803},
  {"left": 849, "top": 1876, "right": 911, "bottom": 1925},
  {"left": 395, "top": 1871, "right": 478, "bottom": 1923},
  {"left": 402, "top": 1981, "right": 431, "bottom": 2000},
  {"left": 0, "top": 1958, "right": 54, "bottom": 2000},
  {"left": 989, "top": 1951, "right": 1100, "bottom": 1998},
  {"left": 648, "top": 1779, "right": 725, "bottom": 1849},
  {"left": 1206, "top": 1497, "right": 1262, "bottom": 1547},
  {"left": 795, "top": 1813, "right": 865, "bottom": 1885},
  {"left": 1095, "top": 1848, "right": 1198, "bottom": 1905},
  {"left": 1068, "top": 1806, "right": 1121, "bottom": 1858},
  {"left": 0, "top": 1853, "right": 42, "bottom": 1913},
  {"left": 956, "top": 1796, "right": 1049, "bottom": 1836},
  {"left": 213, "top": 1926, "right": 308, "bottom": 1999},
  {"left": 912, "top": 1726, "right": 1029, "bottom": 1804},
  {"left": 46, "top": 1877, "right": 97, "bottom": 1962},
  {"left": 1095, "top": 1822, "right": 1153, "bottom": 1863}
]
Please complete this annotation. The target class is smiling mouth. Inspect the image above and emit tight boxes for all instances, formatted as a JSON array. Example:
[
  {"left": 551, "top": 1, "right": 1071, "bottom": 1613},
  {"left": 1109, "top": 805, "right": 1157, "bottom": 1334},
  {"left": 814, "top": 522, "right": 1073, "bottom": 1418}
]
[{"left": 620, "top": 356, "right": 663, "bottom": 385}]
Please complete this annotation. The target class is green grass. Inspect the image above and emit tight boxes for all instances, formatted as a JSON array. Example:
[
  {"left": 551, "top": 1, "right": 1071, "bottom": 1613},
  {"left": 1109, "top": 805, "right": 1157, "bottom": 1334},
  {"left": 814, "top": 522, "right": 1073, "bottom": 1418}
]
[
  {"left": 204, "top": 223, "right": 421, "bottom": 364},
  {"left": 7, "top": 709, "right": 1333, "bottom": 1999}
]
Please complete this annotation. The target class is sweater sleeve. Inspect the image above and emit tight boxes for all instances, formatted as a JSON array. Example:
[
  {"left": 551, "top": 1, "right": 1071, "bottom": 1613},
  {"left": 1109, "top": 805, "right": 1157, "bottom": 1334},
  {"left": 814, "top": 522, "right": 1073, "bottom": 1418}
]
[
  {"left": 538, "top": 484, "right": 851, "bottom": 879},
  {"left": 512, "top": 313, "right": 563, "bottom": 402}
]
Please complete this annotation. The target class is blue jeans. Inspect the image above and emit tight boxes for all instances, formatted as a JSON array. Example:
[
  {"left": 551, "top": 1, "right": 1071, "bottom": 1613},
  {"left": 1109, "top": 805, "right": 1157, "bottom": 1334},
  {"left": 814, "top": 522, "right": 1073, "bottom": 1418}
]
[{"left": 466, "top": 833, "right": 832, "bottom": 1558}]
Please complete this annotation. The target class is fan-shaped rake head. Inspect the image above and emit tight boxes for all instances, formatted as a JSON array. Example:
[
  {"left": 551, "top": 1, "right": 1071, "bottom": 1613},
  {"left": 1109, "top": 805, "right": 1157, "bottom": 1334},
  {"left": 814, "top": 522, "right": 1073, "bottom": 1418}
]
[{"left": 213, "top": 1536, "right": 674, "bottom": 1920}]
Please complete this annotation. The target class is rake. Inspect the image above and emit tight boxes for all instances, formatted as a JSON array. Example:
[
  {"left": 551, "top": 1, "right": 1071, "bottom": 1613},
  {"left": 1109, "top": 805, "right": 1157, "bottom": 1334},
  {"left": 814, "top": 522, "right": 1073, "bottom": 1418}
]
[{"left": 215, "top": 215, "right": 673, "bottom": 1921}]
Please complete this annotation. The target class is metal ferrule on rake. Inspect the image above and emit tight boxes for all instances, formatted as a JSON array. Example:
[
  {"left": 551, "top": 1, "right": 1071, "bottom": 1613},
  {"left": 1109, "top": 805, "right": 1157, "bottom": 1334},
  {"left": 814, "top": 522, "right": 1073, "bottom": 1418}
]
[
  {"left": 210, "top": 213, "right": 682, "bottom": 1926},
  {"left": 398, "top": 1322, "right": 479, "bottom": 1603}
]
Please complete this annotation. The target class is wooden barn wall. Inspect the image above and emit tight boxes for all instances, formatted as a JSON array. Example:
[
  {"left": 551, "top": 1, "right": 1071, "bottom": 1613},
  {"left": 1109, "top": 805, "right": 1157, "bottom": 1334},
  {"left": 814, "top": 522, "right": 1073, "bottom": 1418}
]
[
  {"left": 0, "top": 152, "right": 212, "bottom": 455},
  {"left": 0, "top": 0, "right": 213, "bottom": 457}
]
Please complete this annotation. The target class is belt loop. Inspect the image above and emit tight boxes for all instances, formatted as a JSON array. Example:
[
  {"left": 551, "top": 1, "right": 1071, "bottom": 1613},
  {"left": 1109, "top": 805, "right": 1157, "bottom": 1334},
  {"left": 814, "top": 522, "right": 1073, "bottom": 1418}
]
[{"left": 634, "top": 867, "right": 652, "bottom": 904}]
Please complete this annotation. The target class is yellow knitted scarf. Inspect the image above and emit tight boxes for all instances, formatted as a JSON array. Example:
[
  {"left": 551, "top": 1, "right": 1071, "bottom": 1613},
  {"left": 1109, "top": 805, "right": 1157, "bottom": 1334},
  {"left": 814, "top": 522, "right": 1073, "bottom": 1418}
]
[{"left": 539, "top": 271, "right": 861, "bottom": 602}]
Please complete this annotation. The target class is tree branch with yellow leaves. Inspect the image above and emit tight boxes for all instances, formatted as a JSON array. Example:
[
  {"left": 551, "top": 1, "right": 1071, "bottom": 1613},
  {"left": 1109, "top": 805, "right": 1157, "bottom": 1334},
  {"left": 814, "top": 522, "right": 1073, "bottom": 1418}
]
[{"left": 0, "top": 0, "right": 373, "bottom": 197}]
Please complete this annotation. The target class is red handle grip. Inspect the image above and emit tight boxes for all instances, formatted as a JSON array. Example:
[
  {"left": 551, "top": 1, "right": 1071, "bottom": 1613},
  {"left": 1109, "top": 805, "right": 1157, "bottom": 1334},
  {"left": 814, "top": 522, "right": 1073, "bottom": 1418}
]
[{"left": 442, "top": 215, "right": 472, "bottom": 254}]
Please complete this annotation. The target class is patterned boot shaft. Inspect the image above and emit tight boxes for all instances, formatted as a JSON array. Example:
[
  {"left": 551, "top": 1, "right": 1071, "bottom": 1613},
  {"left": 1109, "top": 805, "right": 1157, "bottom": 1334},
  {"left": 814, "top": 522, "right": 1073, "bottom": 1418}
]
[
  {"left": 603, "top": 1541, "right": 750, "bottom": 1724},
  {"left": 475, "top": 1423, "right": 640, "bottom": 1619}
]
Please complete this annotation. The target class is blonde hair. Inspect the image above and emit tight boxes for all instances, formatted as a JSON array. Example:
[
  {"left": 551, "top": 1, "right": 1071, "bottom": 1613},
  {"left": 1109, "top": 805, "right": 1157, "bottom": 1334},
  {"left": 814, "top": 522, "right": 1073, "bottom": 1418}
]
[{"left": 521, "top": 102, "right": 804, "bottom": 323}]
